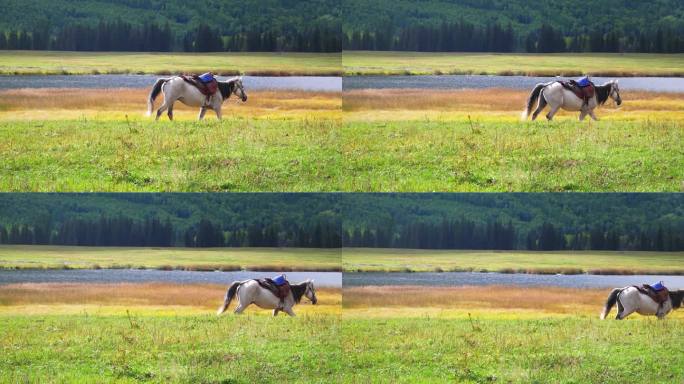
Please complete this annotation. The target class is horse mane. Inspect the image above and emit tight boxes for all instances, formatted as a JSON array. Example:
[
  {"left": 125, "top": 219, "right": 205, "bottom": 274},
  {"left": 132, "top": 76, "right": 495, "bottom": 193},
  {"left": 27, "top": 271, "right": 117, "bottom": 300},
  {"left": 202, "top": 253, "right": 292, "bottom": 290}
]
[
  {"left": 217, "top": 79, "right": 236, "bottom": 100},
  {"left": 290, "top": 281, "right": 309, "bottom": 303},
  {"left": 670, "top": 290, "right": 684, "bottom": 309},
  {"left": 595, "top": 82, "right": 612, "bottom": 105}
]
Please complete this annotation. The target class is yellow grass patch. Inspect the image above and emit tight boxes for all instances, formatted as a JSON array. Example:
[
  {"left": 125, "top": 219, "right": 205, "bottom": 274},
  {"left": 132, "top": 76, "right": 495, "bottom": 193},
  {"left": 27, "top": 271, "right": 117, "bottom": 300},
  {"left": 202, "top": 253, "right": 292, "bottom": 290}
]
[
  {"left": 0, "top": 283, "right": 341, "bottom": 316},
  {"left": 0, "top": 88, "right": 341, "bottom": 121},
  {"left": 343, "top": 89, "right": 684, "bottom": 122},
  {"left": 342, "top": 285, "right": 684, "bottom": 320}
]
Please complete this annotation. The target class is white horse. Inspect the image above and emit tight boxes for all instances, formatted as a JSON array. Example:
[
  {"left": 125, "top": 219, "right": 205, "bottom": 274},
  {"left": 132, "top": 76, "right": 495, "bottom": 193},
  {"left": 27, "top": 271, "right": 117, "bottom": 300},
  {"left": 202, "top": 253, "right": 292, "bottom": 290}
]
[
  {"left": 216, "top": 279, "right": 318, "bottom": 317},
  {"left": 147, "top": 76, "right": 247, "bottom": 120},
  {"left": 600, "top": 286, "right": 684, "bottom": 320},
  {"left": 522, "top": 79, "right": 622, "bottom": 121}
]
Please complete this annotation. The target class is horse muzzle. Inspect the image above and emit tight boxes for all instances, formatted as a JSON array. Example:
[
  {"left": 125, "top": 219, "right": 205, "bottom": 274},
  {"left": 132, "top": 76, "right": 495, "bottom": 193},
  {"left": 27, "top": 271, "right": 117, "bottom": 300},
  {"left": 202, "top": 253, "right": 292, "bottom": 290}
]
[
  {"left": 241, "top": 95, "right": 248, "bottom": 102},
  {"left": 616, "top": 99, "right": 622, "bottom": 106}
]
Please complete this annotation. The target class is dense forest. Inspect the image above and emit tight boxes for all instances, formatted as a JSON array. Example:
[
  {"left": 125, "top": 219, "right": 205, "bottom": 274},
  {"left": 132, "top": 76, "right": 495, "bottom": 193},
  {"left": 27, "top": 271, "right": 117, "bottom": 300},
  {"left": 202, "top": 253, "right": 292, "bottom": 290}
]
[
  {"left": 0, "top": 0, "right": 340, "bottom": 52},
  {"left": 343, "top": 0, "right": 684, "bottom": 52},
  {"left": 1, "top": 194, "right": 682, "bottom": 251},
  {"left": 341, "top": 194, "right": 684, "bottom": 251},
  {"left": 0, "top": 194, "right": 341, "bottom": 248}
]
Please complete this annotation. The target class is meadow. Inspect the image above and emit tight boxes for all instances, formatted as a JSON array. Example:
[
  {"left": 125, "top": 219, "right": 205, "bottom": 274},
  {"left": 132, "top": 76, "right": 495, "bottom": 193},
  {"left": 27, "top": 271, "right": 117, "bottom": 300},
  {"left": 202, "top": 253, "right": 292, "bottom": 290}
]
[
  {"left": 341, "top": 89, "right": 684, "bottom": 192},
  {"left": 342, "top": 285, "right": 684, "bottom": 383},
  {"left": 0, "top": 282, "right": 341, "bottom": 383},
  {"left": 0, "top": 245, "right": 341, "bottom": 271},
  {"left": 0, "top": 51, "right": 342, "bottom": 76},
  {"left": 343, "top": 51, "right": 684, "bottom": 76},
  {"left": 0, "top": 88, "right": 342, "bottom": 191},
  {"left": 342, "top": 248, "right": 684, "bottom": 274}
]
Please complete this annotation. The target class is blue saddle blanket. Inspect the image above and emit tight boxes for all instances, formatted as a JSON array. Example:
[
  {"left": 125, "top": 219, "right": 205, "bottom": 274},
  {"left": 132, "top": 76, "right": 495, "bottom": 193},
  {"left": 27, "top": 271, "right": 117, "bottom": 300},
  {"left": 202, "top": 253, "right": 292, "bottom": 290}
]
[
  {"left": 272, "top": 275, "right": 287, "bottom": 286},
  {"left": 651, "top": 281, "right": 665, "bottom": 291},
  {"left": 198, "top": 72, "right": 215, "bottom": 83},
  {"left": 576, "top": 76, "right": 591, "bottom": 87}
]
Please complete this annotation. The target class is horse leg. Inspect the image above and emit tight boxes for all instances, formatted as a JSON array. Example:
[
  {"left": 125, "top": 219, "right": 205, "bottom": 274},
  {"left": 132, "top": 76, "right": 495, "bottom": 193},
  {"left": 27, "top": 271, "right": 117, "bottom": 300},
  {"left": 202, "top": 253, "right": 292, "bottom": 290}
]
[
  {"left": 233, "top": 301, "right": 248, "bottom": 314},
  {"left": 214, "top": 106, "right": 222, "bottom": 120},
  {"left": 273, "top": 308, "right": 280, "bottom": 317},
  {"left": 155, "top": 101, "right": 168, "bottom": 121},
  {"left": 588, "top": 109, "right": 599, "bottom": 121},
  {"left": 579, "top": 110, "right": 587, "bottom": 121},
  {"left": 615, "top": 298, "right": 628, "bottom": 320},
  {"left": 546, "top": 105, "right": 560, "bottom": 121},
  {"left": 198, "top": 107, "right": 207, "bottom": 120},
  {"left": 167, "top": 103, "right": 174, "bottom": 121},
  {"left": 531, "top": 96, "right": 547, "bottom": 121},
  {"left": 283, "top": 307, "right": 296, "bottom": 317}
]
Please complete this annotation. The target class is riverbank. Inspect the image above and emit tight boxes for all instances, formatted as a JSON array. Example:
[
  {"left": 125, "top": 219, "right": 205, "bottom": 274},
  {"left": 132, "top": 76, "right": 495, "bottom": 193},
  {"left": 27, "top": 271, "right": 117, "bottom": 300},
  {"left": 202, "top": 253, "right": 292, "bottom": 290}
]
[
  {"left": 343, "top": 51, "right": 684, "bottom": 76},
  {"left": 0, "top": 245, "right": 341, "bottom": 272},
  {"left": 0, "top": 51, "right": 342, "bottom": 76},
  {"left": 342, "top": 249, "right": 684, "bottom": 275}
]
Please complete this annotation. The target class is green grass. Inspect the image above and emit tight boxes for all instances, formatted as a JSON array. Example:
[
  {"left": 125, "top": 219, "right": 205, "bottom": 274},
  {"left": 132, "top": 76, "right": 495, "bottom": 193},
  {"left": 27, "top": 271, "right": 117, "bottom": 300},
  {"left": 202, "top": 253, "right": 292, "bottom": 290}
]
[
  {"left": 0, "top": 51, "right": 342, "bottom": 76},
  {"left": 340, "top": 119, "right": 684, "bottom": 192},
  {"left": 0, "top": 118, "right": 343, "bottom": 192},
  {"left": 0, "top": 245, "right": 341, "bottom": 271},
  {"left": 0, "top": 313, "right": 340, "bottom": 383},
  {"left": 343, "top": 248, "right": 684, "bottom": 274},
  {"left": 343, "top": 51, "right": 684, "bottom": 76},
  {"left": 342, "top": 316, "right": 684, "bottom": 383}
]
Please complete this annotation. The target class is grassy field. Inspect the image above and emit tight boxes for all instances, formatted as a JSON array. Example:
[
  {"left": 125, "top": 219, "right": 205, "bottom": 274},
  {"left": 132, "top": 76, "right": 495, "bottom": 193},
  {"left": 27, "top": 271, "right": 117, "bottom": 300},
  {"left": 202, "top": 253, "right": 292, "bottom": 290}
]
[
  {"left": 343, "top": 51, "right": 684, "bottom": 76},
  {"left": 0, "top": 245, "right": 341, "bottom": 271},
  {"left": 0, "top": 88, "right": 342, "bottom": 191},
  {"left": 343, "top": 248, "right": 684, "bottom": 274},
  {"left": 342, "top": 285, "right": 684, "bottom": 383},
  {"left": 0, "top": 283, "right": 341, "bottom": 383},
  {"left": 341, "top": 89, "right": 684, "bottom": 192},
  {"left": 0, "top": 51, "right": 342, "bottom": 76}
]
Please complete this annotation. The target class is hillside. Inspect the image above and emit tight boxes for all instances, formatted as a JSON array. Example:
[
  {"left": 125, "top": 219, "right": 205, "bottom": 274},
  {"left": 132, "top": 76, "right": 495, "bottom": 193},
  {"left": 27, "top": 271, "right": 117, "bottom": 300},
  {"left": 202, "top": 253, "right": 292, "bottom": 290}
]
[
  {"left": 342, "top": 0, "right": 684, "bottom": 52},
  {"left": 343, "top": 0, "right": 684, "bottom": 35},
  {"left": 0, "top": 0, "right": 340, "bottom": 52}
]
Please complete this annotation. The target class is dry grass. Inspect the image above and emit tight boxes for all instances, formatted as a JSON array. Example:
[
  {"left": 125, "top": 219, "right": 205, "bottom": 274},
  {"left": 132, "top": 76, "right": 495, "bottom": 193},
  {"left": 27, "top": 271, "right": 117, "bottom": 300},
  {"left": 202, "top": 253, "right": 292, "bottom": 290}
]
[
  {"left": 343, "top": 88, "right": 684, "bottom": 113},
  {"left": 344, "top": 285, "right": 610, "bottom": 315},
  {"left": 0, "top": 88, "right": 341, "bottom": 121},
  {"left": 0, "top": 282, "right": 341, "bottom": 315}
]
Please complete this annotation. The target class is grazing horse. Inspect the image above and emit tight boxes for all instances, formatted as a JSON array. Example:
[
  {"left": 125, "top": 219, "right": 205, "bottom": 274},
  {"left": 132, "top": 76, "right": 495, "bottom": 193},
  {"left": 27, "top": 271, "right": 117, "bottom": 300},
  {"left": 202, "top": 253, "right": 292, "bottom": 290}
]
[
  {"left": 216, "top": 279, "right": 317, "bottom": 317},
  {"left": 522, "top": 79, "right": 622, "bottom": 121},
  {"left": 600, "top": 286, "right": 684, "bottom": 320},
  {"left": 147, "top": 76, "right": 247, "bottom": 120}
]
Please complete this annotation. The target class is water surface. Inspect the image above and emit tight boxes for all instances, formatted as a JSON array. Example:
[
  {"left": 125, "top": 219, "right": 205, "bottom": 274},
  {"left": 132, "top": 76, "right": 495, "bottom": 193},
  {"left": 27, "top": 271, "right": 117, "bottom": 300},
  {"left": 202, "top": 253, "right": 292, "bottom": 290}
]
[
  {"left": 0, "top": 269, "right": 341, "bottom": 287},
  {"left": 0, "top": 75, "right": 341, "bottom": 92},
  {"left": 343, "top": 75, "right": 684, "bottom": 92},
  {"left": 344, "top": 272, "right": 684, "bottom": 289}
]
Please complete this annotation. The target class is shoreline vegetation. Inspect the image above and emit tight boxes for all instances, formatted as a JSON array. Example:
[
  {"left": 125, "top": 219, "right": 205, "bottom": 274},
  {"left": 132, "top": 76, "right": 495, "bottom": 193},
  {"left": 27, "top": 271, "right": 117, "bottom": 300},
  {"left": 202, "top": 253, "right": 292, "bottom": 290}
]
[
  {"left": 0, "top": 245, "right": 342, "bottom": 272},
  {"left": 0, "top": 51, "right": 343, "bottom": 76},
  {"left": 343, "top": 51, "right": 684, "bottom": 77},
  {"left": 343, "top": 249, "right": 684, "bottom": 275}
]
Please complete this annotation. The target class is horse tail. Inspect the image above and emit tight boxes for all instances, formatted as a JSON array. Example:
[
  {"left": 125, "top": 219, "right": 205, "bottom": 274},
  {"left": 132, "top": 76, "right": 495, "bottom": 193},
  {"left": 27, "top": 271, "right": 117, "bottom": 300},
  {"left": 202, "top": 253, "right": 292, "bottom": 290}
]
[
  {"left": 521, "top": 83, "right": 546, "bottom": 120},
  {"left": 600, "top": 288, "right": 621, "bottom": 319},
  {"left": 217, "top": 281, "right": 240, "bottom": 315},
  {"left": 147, "top": 78, "right": 169, "bottom": 116}
]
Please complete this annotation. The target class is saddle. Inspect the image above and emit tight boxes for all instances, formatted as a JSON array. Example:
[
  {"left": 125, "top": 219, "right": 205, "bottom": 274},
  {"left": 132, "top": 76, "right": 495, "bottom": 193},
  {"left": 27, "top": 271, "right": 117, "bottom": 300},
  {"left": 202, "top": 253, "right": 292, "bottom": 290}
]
[
  {"left": 559, "top": 78, "right": 595, "bottom": 105},
  {"left": 180, "top": 72, "right": 218, "bottom": 96},
  {"left": 633, "top": 284, "right": 669, "bottom": 305},
  {"left": 256, "top": 278, "right": 291, "bottom": 300}
]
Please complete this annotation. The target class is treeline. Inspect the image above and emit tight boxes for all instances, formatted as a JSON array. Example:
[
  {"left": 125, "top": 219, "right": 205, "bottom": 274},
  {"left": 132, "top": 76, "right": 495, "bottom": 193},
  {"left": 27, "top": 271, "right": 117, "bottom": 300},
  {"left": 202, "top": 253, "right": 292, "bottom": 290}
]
[
  {"left": 344, "top": 220, "right": 684, "bottom": 251},
  {"left": 182, "top": 219, "right": 341, "bottom": 248},
  {"left": 0, "top": 21, "right": 340, "bottom": 52},
  {"left": 344, "top": 23, "right": 684, "bottom": 53},
  {"left": 0, "top": 216, "right": 341, "bottom": 248},
  {"left": 344, "top": 21, "right": 515, "bottom": 52}
]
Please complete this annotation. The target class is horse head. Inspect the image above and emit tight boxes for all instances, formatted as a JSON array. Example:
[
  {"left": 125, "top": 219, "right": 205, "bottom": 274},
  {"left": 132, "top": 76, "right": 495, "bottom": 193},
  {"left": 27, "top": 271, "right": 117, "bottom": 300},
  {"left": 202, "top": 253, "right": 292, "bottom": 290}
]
[
  {"left": 233, "top": 76, "right": 248, "bottom": 102},
  {"left": 304, "top": 279, "right": 317, "bottom": 305},
  {"left": 609, "top": 80, "right": 622, "bottom": 106}
]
